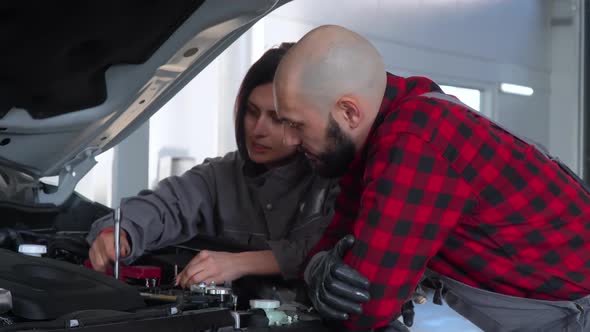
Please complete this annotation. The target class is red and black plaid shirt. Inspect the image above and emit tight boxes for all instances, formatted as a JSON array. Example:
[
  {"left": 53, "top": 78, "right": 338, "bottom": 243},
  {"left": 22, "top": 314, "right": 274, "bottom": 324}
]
[{"left": 310, "top": 72, "right": 590, "bottom": 329}]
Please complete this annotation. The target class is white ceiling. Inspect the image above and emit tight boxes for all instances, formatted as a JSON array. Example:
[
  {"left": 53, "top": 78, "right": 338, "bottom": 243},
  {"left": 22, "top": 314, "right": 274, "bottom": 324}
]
[{"left": 272, "top": 0, "right": 552, "bottom": 70}]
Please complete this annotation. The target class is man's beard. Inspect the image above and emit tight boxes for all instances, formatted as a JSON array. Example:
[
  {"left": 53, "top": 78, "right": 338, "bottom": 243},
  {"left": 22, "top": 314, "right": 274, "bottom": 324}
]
[{"left": 309, "top": 115, "right": 357, "bottom": 178}]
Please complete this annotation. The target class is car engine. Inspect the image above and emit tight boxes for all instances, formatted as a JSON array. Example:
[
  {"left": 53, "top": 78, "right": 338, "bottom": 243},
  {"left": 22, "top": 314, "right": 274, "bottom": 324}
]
[{"left": 0, "top": 193, "right": 328, "bottom": 332}]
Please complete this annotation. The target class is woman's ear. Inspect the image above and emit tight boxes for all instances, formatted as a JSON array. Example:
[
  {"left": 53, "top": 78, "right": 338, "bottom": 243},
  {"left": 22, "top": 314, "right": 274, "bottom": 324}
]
[{"left": 336, "top": 96, "right": 362, "bottom": 129}]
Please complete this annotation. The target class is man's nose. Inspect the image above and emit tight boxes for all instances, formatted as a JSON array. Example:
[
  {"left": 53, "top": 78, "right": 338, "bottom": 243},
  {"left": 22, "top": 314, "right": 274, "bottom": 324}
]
[{"left": 282, "top": 126, "right": 302, "bottom": 147}]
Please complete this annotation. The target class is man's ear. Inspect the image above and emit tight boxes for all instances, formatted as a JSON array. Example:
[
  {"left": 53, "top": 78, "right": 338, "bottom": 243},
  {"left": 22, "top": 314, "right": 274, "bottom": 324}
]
[{"left": 336, "top": 96, "right": 362, "bottom": 129}]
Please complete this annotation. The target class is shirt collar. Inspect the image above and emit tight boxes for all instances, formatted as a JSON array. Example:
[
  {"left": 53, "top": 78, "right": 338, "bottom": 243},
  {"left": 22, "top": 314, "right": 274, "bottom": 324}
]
[{"left": 348, "top": 72, "right": 443, "bottom": 173}]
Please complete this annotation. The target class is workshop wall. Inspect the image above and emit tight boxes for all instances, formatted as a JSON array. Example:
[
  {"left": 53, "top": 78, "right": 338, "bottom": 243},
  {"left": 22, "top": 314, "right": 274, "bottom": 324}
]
[
  {"left": 548, "top": 0, "right": 584, "bottom": 175},
  {"left": 89, "top": 0, "right": 582, "bottom": 206},
  {"left": 147, "top": 0, "right": 585, "bottom": 193},
  {"left": 258, "top": 0, "right": 583, "bottom": 172}
]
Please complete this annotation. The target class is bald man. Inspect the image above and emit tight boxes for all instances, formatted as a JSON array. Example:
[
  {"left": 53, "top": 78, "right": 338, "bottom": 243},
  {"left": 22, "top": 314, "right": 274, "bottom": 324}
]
[{"left": 274, "top": 25, "right": 590, "bottom": 331}]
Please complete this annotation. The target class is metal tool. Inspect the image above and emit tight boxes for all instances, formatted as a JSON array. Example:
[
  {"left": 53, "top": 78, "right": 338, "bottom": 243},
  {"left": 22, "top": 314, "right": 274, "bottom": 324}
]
[
  {"left": 206, "top": 286, "right": 231, "bottom": 295},
  {"left": 190, "top": 282, "right": 208, "bottom": 294},
  {"left": 412, "top": 284, "right": 428, "bottom": 305},
  {"left": 114, "top": 207, "right": 121, "bottom": 280}
]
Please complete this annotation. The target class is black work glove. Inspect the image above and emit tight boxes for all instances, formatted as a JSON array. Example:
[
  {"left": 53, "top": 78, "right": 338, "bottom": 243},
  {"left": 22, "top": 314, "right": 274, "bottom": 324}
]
[
  {"left": 304, "top": 235, "right": 370, "bottom": 320},
  {"left": 401, "top": 300, "right": 415, "bottom": 327}
]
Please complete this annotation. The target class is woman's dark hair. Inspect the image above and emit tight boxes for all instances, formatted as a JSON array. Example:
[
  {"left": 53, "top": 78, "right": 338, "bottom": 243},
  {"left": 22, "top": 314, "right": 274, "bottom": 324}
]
[{"left": 234, "top": 42, "right": 294, "bottom": 163}]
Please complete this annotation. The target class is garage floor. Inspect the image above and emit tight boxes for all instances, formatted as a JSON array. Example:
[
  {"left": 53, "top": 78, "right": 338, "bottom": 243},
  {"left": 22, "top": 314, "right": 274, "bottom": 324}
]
[{"left": 407, "top": 293, "right": 483, "bottom": 332}]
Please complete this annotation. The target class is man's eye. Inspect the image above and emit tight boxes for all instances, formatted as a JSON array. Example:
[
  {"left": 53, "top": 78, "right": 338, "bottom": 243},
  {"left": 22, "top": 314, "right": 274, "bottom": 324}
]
[
  {"left": 269, "top": 113, "right": 281, "bottom": 124},
  {"left": 285, "top": 121, "right": 299, "bottom": 128}
]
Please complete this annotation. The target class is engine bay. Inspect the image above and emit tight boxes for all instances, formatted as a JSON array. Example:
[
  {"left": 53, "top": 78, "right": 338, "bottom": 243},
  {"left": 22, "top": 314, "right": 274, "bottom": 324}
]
[{"left": 0, "top": 194, "right": 329, "bottom": 332}]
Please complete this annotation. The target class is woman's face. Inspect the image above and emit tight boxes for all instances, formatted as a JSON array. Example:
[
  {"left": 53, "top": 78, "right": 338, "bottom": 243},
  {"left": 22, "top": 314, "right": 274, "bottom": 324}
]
[{"left": 243, "top": 83, "right": 296, "bottom": 167}]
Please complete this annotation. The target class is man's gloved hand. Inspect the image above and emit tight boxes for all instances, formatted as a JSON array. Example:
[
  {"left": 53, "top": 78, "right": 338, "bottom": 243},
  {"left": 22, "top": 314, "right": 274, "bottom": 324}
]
[
  {"left": 401, "top": 300, "right": 415, "bottom": 327},
  {"left": 304, "top": 234, "right": 370, "bottom": 320}
]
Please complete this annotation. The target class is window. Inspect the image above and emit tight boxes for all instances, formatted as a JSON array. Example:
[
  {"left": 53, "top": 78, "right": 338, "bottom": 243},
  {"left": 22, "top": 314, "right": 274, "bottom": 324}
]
[{"left": 439, "top": 85, "right": 481, "bottom": 112}]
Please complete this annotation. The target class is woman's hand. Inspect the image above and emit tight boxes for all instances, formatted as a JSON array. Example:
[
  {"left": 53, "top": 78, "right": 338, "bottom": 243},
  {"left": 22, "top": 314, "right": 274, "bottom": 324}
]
[
  {"left": 175, "top": 250, "right": 243, "bottom": 288},
  {"left": 88, "top": 228, "right": 130, "bottom": 272}
]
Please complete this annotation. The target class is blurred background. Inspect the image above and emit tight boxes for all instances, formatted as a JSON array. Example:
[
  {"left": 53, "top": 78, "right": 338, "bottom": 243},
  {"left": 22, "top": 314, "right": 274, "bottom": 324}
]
[{"left": 73, "top": 2, "right": 587, "bottom": 329}]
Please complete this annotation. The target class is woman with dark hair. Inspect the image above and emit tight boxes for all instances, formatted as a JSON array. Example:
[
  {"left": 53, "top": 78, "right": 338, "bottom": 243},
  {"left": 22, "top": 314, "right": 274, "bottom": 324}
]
[{"left": 85, "top": 43, "right": 338, "bottom": 286}]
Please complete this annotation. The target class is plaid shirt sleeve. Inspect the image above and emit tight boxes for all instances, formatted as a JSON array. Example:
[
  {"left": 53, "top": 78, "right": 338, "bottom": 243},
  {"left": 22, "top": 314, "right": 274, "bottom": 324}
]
[{"left": 342, "top": 132, "right": 476, "bottom": 330}]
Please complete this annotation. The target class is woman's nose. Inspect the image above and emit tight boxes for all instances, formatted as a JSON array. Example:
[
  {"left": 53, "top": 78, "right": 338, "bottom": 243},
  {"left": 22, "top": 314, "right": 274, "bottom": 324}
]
[{"left": 252, "top": 116, "right": 269, "bottom": 136}]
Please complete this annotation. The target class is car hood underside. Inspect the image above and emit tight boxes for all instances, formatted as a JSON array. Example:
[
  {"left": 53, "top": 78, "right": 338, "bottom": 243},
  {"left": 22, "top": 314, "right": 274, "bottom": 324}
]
[{"left": 0, "top": 0, "right": 289, "bottom": 207}]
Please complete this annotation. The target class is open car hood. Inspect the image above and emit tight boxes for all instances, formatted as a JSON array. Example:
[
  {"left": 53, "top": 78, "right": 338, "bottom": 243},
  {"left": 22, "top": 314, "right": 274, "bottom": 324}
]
[{"left": 0, "top": 0, "right": 291, "bottom": 207}]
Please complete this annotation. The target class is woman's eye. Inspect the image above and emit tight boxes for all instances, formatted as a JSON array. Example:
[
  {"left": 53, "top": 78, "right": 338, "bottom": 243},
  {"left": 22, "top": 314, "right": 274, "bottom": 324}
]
[{"left": 246, "top": 107, "right": 259, "bottom": 117}]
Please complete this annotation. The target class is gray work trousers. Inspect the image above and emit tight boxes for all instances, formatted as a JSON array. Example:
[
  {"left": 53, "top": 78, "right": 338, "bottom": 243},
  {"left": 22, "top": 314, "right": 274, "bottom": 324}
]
[{"left": 425, "top": 270, "right": 590, "bottom": 332}]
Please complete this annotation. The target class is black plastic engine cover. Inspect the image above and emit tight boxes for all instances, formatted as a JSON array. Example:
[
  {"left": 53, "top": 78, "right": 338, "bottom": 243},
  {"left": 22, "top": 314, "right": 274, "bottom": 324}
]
[{"left": 0, "top": 249, "right": 145, "bottom": 320}]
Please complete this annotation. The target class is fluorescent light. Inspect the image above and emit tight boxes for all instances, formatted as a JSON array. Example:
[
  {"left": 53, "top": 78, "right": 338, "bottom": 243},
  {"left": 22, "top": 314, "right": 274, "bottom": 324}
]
[
  {"left": 439, "top": 85, "right": 481, "bottom": 112},
  {"left": 500, "top": 83, "right": 534, "bottom": 96}
]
